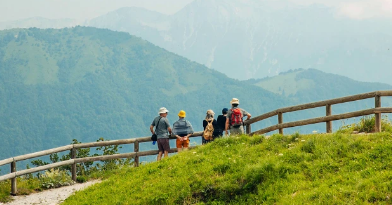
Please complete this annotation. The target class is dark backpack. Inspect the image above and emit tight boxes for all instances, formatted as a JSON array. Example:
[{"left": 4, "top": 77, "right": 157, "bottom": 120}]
[{"left": 230, "top": 108, "right": 243, "bottom": 128}]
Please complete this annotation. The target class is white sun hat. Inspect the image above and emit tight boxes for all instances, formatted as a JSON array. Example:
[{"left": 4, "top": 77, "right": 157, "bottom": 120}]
[
  {"left": 158, "top": 107, "right": 169, "bottom": 114},
  {"left": 230, "top": 98, "right": 240, "bottom": 105}
]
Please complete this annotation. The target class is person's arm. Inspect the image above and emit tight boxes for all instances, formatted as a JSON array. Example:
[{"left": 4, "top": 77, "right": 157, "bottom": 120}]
[
  {"left": 186, "top": 121, "right": 194, "bottom": 139},
  {"left": 246, "top": 113, "right": 251, "bottom": 120},
  {"left": 225, "top": 118, "right": 230, "bottom": 135},
  {"left": 242, "top": 109, "right": 251, "bottom": 120},
  {"left": 164, "top": 118, "right": 172, "bottom": 135},
  {"left": 150, "top": 125, "right": 154, "bottom": 135}
]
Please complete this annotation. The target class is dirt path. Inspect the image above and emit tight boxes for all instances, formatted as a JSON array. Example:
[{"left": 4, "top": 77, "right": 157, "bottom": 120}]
[{"left": 0, "top": 180, "right": 100, "bottom": 205}]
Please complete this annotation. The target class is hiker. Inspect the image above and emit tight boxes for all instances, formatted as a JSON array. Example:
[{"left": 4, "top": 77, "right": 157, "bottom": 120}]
[
  {"left": 216, "top": 108, "right": 228, "bottom": 137},
  {"left": 150, "top": 107, "right": 172, "bottom": 161},
  {"left": 172, "top": 110, "right": 194, "bottom": 152},
  {"left": 225, "top": 98, "right": 251, "bottom": 135},
  {"left": 202, "top": 110, "right": 219, "bottom": 144}
]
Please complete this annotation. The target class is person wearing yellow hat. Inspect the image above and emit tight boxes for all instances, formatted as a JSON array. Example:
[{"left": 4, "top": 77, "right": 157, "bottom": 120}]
[
  {"left": 172, "top": 110, "right": 194, "bottom": 152},
  {"left": 225, "top": 98, "right": 251, "bottom": 136}
]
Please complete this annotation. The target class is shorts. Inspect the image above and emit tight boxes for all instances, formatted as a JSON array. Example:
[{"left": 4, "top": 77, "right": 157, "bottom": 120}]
[
  {"left": 176, "top": 138, "right": 190, "bottom": 148},
  {"left": 157, "top": 138, "right": 170, "bottom": 152},
  {"left": 230, "top": 126, "right": 244, "bottom": 135}
]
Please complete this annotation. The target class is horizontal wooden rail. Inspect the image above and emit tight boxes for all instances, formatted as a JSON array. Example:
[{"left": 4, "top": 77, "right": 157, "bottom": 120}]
[
  {"left": 251, "top": 107, "right": 392, "bottom": 135},
  {"left": 245, "top": 90, "right": 392, "bottom": 125},
  {"left": 0, "top": 158, "right": 14, "bottom": 167},
  {"left": 0, "top": 160, "right": 75, "bottom": 181}
]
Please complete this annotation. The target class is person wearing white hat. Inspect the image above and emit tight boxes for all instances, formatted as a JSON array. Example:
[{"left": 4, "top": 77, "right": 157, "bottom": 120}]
[
  {"left": 225, "top": 98, "right": 251, "bottom": 135},
  {"left": 150, "top": 107, "right": 172, "bottom": 161},
  {"left": 202, "top": 110, "right": 219, "bottom": 144}
]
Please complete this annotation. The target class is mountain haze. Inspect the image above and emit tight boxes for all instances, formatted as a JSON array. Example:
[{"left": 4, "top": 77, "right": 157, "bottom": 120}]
[{"left": 86, "top": 0, "right": 392, "bottom": 84}]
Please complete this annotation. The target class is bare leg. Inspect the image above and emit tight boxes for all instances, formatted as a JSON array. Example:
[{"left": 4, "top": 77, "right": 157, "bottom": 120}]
[
  {"left": 157, "top": 151, "right": 163, "bottom": 161},
  {"left": 183, "top": 147, "right": 189, "bottom": 151},
  {"left": 177, "top": 148, "right": 183, "bottom": 152},
  {"left": 164, "top": 151, "right": 169, "bottom": 158}
]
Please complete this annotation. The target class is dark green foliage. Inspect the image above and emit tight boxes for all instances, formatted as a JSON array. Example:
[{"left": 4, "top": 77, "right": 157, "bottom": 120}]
[{"left": 30, "top": 138, "right": 132, "bottom": 177}]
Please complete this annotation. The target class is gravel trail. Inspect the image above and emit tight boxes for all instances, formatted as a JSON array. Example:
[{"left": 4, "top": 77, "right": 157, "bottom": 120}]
[{"left": 0, "top": 180, "right": 100, "bottom": 205}]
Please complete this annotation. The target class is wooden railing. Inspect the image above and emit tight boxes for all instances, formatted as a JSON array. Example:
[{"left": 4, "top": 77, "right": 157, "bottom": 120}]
[
  {"left": 1, "top": 90, "right": 392, "bottom": 196},
  {"left": 0, "top": 132, "right": 203, "bottom": 195},
  {"left": 243, "top": 90, "right": 392, "bottom": 135}
]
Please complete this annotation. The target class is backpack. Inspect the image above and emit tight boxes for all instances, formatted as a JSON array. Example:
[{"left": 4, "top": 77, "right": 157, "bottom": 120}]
[
  {"left": 203, "top": 120, "right": 214, "bottom": 141},
  {"left": 230, "top": 108, "right": 243, "bottom": 128}
]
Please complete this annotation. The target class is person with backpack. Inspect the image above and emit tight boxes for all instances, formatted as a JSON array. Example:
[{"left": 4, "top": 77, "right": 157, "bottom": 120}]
[
  {"left": 216, "top": 108, "right": 228, "bottom": 137},
  {"left": 225, "top": 98, "right": 251, "bottom": 135},
  {"left": 202, "top": 110, "right": 219, "bottom": 144},
  {"left": 150, "top": 107, "right": 172, "bottom": 161},
  {"left": 172, "top": 110, "right": 194, "bottom": 152}
]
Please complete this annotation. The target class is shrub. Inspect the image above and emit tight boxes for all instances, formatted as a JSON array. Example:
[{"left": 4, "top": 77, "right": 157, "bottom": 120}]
[
  {"left": 39, "top": 169, "right": 74, "bottom": 189},
  {"left": 338, "top": 115, "right": 392, "bottom": 133}
]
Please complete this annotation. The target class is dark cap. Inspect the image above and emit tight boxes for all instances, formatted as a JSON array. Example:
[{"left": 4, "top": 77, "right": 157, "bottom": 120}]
[{"left": 222, "top": 108, "right": 228, "bottom": 114}]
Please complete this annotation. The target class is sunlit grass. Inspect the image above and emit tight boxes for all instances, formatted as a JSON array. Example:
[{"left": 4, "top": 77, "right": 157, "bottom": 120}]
[{"left": 63, "top": 132, "right": 392, "bottom": 204}]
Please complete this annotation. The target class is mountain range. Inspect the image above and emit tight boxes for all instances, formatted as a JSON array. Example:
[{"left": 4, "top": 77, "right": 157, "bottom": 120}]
[
  {"left": 0, "top": 27, "right": 291, "bottom": 161},
  {"left": 1, "top": 0, "right": 391, "bottom": 84}
]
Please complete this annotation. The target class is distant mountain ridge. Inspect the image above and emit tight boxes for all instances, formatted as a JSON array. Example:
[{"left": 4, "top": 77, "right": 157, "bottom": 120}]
[
  {"left": 2, "top": 1, "right": 391, "bottom": 84},
  {"left": 251, "top": 68, "right": 392, "bottom": 102},
  {"left": 85, "top": 0, "right": 392, "bottom": 84}
]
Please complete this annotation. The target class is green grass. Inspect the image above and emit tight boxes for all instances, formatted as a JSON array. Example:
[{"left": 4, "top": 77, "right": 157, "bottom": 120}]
[{"left": 63, "top": 133, "right": 392, "bottom": 204}]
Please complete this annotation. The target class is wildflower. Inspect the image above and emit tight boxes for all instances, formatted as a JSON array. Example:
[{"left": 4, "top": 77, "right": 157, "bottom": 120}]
[
  {"left": 301, "top": 140, "right": 306, "bottom": 142},
  {"left": 278, "top": 153, "right": 283, "bottom": 156},
  {"left": 193, "top": 152, "right": 197, "bottom": 154}
]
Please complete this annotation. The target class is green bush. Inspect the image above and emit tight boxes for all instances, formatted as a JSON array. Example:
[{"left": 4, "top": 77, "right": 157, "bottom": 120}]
[
  {"left": 339, "top": 115, "right": 392, "bottom": 133},
  {"left": 39, "top": 169, "right": 74, "bottom": 189}
]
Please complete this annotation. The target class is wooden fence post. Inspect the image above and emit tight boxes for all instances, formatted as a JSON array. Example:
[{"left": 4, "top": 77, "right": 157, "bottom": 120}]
[
  {"left": 326, "top": 104, "right": 332, "bottom": 133},
  {"left": 375, "top": 95, "right": 381, "bottom": 132},
  {"left": 134, "top": 141, "right": 139, "bottom": 167},
  {"left": 71, "top": 148, "right": 76, "bottom": 181},
  {"left": 246, "top": 124, "right": 251, "bottom": 135},
  {"left": 11, "top": 160, "right": 16, "bottom": 196},
  {"left": 278, "top": 112, "right": 283, "bottom": 135}
]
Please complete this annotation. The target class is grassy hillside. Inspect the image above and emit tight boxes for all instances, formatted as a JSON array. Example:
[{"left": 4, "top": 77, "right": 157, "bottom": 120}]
[
  {"left": 0, "top": 27, "right": 290, "bottom": 161},
  {"left": 63, "top": 132, "right": 392, "bottom": 204}
]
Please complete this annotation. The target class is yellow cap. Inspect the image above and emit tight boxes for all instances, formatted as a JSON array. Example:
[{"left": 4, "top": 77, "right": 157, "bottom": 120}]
[{"left": 178, "top": 110, "right": 186, "bottom": 118}]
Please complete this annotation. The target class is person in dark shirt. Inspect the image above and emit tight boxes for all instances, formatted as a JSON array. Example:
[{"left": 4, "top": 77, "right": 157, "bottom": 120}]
[{"left": 216, "top": 108, "right": 228, "bottom": 137}]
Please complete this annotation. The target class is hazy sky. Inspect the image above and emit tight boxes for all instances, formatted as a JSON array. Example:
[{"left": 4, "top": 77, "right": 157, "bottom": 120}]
[
  {"left": 0, "top": 0, "right": 391, "bottom": 22},
  {"left": 0, "top": 0, "right": 194, "bottom": 22}
]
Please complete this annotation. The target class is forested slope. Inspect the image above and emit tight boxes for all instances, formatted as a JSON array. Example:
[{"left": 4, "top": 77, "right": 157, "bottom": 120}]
[{"left": 0, "top": 27, "right": 289, "bottom": 160}]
